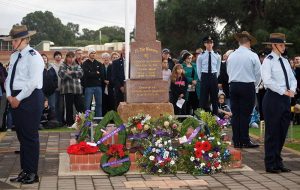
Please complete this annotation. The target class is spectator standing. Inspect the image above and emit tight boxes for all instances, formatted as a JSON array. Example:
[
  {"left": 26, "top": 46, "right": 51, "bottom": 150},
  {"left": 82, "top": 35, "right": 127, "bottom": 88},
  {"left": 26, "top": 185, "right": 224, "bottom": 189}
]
[
  {"left": 227, "top": 31, "right": 261, "bottom": 148},
  {"left": 162, "top": 48, "right": 175, "bottom": 71},
  {"left": 58, "top": 51, "right": 84, "bottom": 126},
  {"left": 101, "top": 52, "right": 115, "bottom": 115}
]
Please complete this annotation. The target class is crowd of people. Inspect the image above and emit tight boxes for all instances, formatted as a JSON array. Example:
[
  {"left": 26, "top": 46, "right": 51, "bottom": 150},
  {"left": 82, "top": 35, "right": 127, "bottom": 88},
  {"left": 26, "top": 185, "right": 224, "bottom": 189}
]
[{"left": 0, "top": 24, "right": 297, "bottom": 184}]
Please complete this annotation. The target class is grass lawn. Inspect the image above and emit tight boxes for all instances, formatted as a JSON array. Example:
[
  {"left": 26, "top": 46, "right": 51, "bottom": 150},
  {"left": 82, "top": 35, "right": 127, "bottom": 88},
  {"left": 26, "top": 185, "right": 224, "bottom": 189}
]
[
  {"left": 40, "top": 127, "right": 76, "bottom": 132},
  {"left": 249, "top": 125, "right": 300, "bottom": 152}
]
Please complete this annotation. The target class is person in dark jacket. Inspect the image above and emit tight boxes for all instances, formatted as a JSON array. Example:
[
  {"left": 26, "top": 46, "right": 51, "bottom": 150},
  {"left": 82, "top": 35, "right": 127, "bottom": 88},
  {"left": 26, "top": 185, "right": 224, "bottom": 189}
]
[
  {"left": 112, "top": 47, "right": 125, "bottom": 108},
  {"left": 170, "top": 64, "right": 188, "bottom": 115},
  {"left": 82, "top": 48, "right": 105, "bottom": 117},
  {"left": 101, "top": 52, "right": 115, "bottom": 115},
  {"left": 41, "top": 54, "right": 58, "bottom": 110}
]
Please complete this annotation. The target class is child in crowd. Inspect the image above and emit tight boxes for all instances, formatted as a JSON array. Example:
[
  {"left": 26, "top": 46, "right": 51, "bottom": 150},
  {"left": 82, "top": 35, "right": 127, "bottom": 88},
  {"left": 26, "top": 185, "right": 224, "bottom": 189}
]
[
  {"left": 217, "top": 93, "right": 232, "bottom": 127},
  {"left": 40, "top": 99, "right": 57, "bottom": 129},
  {"left": 170, "top": 64, "right": 188, "bottom": 115},
  {"left": 249, "top": 106, "right": 260, "bottom": 128}
]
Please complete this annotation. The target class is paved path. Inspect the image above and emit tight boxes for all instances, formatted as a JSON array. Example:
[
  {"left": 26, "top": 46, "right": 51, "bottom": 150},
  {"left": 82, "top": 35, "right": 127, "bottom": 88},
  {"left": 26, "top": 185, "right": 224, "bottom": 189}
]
[{"left": 0, "top": 131, "right": 299, "bottom": 190}]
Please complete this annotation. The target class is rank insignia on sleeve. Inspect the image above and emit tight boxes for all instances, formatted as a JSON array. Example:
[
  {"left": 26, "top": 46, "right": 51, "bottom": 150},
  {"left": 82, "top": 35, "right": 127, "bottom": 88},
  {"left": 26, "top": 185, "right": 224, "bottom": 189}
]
[
  {"left": 267, "top": 55, "right": 273, "bottom": 60},
  {"left": 29, "top": 49, "right": 36, "bottom": 56}
]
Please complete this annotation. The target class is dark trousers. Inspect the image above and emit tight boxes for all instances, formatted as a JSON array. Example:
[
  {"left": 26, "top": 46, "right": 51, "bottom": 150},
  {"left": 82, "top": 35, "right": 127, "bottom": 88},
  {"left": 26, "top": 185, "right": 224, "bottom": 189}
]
[
  {"left": 199, "top": 73, "right": 218, "bottom": 115},
  {"left": 263, "top": 89, "right": 290, "bottom": 169},
  {"left": 186, "top": 91, "right": 199, "bottom": 115},
  {"left": 64, "top": 93, "right": 84, "bottom": 126},
  {"left": 230, "top": 82, "right": 255, "bottom": 145},
  {"left": 11, "top": 89, "right": 44, "bottom": 174},
  {"left": 102, "top": 93, "right": 115, "bottom": 116},
  {"left": 114, "top": 88, "right": 124, "bottom": 109}
]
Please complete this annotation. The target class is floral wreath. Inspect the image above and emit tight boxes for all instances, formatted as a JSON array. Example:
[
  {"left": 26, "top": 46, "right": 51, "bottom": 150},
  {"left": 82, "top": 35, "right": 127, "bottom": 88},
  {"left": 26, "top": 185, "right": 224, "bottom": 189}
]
[
  {"left": 100, "top": 144, "right": 131, "bottom": 176},
  {"left": 179, "top": 132, "right": 231, "bottom": 175},
  {"left": 137, "top": 137, "right": 178, "bottom": 174},
  {"left": 76, "top": 110, "right": 95, "bottom": 142}
]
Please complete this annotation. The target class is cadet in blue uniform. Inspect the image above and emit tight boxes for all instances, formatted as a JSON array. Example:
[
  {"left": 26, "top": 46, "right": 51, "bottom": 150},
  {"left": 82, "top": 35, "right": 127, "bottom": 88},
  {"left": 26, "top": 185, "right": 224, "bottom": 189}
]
[
  {"left": 196, "top": 36, "right": 221, "bottom": 115},
  {"left": 1, "top": 25, "right": 44, "bottom": 184},
  {"left": 261, "top": 33, "right": 296, "bottom": 173},
  {"left": 227, "top": 31, "right": 261, "bottom": 148}
]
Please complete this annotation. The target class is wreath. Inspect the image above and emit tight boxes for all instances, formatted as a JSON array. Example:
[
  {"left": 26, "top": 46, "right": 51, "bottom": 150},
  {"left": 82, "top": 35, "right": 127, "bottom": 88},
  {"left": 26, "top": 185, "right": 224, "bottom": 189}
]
[
  {"left": 67, "top": 141, "right": 99, "bottom": 155},
  {"left": 76, "top": 110, "right": 95, "bottom": 142},
  {"left": 151, "top": 114, "right": 181, "bottom": 138},
  {"left": 94, "top": 111, "right": 126, "bottom": 152},
  {"left": 100, "top": 144, "right": 131, "bottom": 176},
  {"left": 180, "top": 117, "right": 201, "bottom": 136}
]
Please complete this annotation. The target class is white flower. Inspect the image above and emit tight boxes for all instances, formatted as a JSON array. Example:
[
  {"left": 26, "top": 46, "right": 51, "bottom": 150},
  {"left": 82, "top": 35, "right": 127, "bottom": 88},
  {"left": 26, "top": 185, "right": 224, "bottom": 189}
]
[
  {"left": 152, "top": 148, "right": 156, "bottom": 152},
  {"left": 190, "top": 156, "right": 195, "bottom": 162},
  {"left": 156, "top": 149, "right": 160, "bottom": 153},
  {"left": 158, "top": 160, "right": 163, "bottom": 163},
  {"left": 164, "top": 121, "right": 170, "bottom": 127},
  {"left": 217, "top": 165, "right": 222, "bottom": 169},
  {"left": 202, "top": 150, "right": 205, "bottom": 153},
  {"left": 145, "top": 114, "right": 151, "bottom": 121},
  {"left": 209, "top": 153, "right": 213, "bottom": 158},
  {"left": 198, "top": 137, "right": 201, "bottom": 140},
  {"left": 159, "top": 144, "right": 163, "bottom": 148},
  {"left": 170, "top": 160, "right": 175, "bottom": 165},
  {"left": 164, "top": 141, "right": 168, "bottom": 145},
  {"left": 196, "top": 158, "right": 200, "bottom": 161},
  {"left": 158, "top": 169, "right": 162, "bottom": 173},
  {"left": 217, "top": 152, "right": 220, "bottom": 156},
  {"left": 168, "top": 140, "right": 171, "bottom": 143},
  {"left": 168, "top": 115, "right": 173, "bottom": 120},
  {"left": 211, "top": 166, "right": 216, "bottom": 170},
  {"left": 208, "top": 137, "right": 215, "bottom": 141},
  {"left": 149, "top": 156, "right": 155, "bottom": 161},
  {"left": 194, "top": 148, "right": 197, "bottom": 151},
  {"left": 217, "top": 141, "right": 221, "bottom": 145},
  {"left": 144, "top": 124, "right": 150, "bottom": 130},
  {"left": 169, "top": 147, "right": 173, "bottom": 151},
  {"left": 194, "top": 166, "right": 198, "bottom": 169},
  {"left": 200, "top": 163, "right": 206, "bottom": 167}
]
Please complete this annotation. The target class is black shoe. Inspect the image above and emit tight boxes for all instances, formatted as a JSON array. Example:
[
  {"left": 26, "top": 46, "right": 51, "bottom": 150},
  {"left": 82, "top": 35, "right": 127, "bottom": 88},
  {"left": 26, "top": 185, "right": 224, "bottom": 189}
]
[
  {"left": 234, "top": 143, "right": 241, "bottom": 148},
  {"left": 10, "top": 171, "right": 27, "bottom": 182},
  {"left": 14, "top": 150, "right": 20, "bottom": 154},
  {"left": 241, "top": 141, "right": 259, "bottom": 148},
  {"left": 280, "top": 167, "right": 291, "bottom": 172},
  {"left": 21, "top": 173, "right": 39, "bottom": 184},
  {"left": 266, "top": 168, "right": 281, "bottom": 173}
]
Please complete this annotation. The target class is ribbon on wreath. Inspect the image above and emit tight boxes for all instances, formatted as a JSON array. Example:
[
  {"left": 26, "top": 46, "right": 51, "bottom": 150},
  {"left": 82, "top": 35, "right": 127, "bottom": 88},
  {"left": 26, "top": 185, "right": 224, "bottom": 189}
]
[
  {"left": 101, "top": 157, "right": 130, "bottom": 167},
  {"left": 186, "top": 126, "right": 201, "bottom": 143},
  {"left": 96, "top": 124, "right": 125, "bottom": 145}
]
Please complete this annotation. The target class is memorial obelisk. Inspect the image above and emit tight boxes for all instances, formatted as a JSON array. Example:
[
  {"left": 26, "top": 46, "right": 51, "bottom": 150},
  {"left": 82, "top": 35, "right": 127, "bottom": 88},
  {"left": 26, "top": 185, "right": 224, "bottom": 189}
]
[{"left": 117, "top": 0, "right": 174, "bottom": 121}]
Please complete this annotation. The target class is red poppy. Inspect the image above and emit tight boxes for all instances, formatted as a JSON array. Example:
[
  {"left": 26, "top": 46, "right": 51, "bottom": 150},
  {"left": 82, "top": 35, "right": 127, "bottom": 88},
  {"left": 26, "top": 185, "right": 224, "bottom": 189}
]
[
  {"left": 136, "top": 123, "right": 143, "bottom": 130},
  {"left": 165, "top": 157, "right": 171, "bottom": 162},
  {"left": 207, "top": 162, "right": 211, "bottom": 167},
  {"left": 214, "top": 162, "right": 220, "bottom": 168},
  {"left": 199, "top": 133, "right": 205, "bottom": 138},
  {"left": 195, "top": 141, "right": 203, "bottom": 150},
  {"left": 202, "top": 141, "right": 212, "bottom": 152},
  {"left": 160, "top": 162, "right": 165, "bottom": 167},
  {"left": 195, "top": 149, "right": 203, "bottom": 158},
  {"left": 67, "top": 141, "right": 98, "bottom": 155}
]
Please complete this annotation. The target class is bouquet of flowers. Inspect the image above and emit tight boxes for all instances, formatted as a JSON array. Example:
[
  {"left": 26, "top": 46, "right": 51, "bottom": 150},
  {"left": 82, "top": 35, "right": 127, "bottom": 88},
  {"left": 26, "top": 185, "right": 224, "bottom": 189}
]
[
  {"left": 137, "top": 137, "right": 178, "bottom": 174},
  {"left": 126, "top": 113, "right": 152, "bottom": 137},
  {"left": 179, "top": 132, "right": 231, "bottom": 175},
  {"left": 76, "top": 110, "right": 95, "bottom": 142},
  {"left": 151, "top": 115, "right": 181, "bottom": 138}
]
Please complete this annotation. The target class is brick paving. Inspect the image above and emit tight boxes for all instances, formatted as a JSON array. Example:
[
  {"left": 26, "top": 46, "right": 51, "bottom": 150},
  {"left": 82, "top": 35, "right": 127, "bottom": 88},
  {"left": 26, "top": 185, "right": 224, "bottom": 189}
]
[{"left": 0, "top": 131, "right": 299, "bottom": 189}]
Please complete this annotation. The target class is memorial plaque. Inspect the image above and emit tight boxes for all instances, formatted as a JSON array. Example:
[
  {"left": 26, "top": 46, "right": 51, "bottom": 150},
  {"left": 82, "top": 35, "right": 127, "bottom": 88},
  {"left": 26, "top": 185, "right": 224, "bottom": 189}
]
[{"left": 125, "top": 79, "right": 169, "bottom": 103}]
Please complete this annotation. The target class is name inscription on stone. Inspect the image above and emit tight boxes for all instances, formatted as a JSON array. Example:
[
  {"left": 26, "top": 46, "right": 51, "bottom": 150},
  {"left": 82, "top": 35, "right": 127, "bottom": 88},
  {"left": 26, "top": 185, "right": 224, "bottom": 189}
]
[{"left": 130, "top": 41, "right": 162, "bottom": 79}]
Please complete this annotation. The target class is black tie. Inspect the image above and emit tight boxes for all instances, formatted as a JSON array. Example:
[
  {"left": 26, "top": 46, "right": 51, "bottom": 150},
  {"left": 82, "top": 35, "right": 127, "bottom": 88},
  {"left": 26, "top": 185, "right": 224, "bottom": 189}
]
[
  {"left": 10, "top": 53, "right": 22, "bottom": 91},
  {"left": 208, "top": 52, "right": 212, "bottom": 74},
  {"left": 279, "top": 57, "right": 290, "bottom": 90}
]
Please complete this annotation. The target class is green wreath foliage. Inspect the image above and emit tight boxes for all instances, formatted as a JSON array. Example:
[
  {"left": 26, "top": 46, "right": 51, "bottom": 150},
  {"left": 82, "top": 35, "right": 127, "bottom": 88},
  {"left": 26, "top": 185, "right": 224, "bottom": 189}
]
[
  {"left": 180, "top": 117, "right": 201, "bottom": 136},
  {"left": 100, "top": 154, "right": 131, "bottom": 176},
  {"left": 194, "top": 109, "right": 221, "bottom": 138},
  {"left": 94, "top": 111, "right": 126, "bottom": 152}
]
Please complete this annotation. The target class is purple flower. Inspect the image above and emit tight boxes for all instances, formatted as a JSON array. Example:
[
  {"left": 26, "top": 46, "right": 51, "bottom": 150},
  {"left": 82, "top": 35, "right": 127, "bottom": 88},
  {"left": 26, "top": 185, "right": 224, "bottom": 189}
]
[
  {"left": 85, "top": 110, "right": 91, "bottom": 118},
  {"left": 85, "top": 121, "right": 92, "bottom": 127}
]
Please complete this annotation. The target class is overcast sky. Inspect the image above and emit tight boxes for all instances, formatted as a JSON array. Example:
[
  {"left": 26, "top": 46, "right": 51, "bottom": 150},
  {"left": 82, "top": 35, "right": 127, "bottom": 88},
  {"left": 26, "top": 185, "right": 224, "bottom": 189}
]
[{"left": 0, "top": 0, "right": 158, "bottom": 34}]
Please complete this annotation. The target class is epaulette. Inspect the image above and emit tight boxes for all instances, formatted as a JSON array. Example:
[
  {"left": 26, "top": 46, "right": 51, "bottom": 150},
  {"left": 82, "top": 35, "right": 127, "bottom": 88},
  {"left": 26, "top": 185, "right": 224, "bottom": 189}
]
[
  {"left": 267, "top": 55, "right": 273, "bottom": 60},
  {"left": 29, "top": 49, "right": 36, "bottom": 56}
]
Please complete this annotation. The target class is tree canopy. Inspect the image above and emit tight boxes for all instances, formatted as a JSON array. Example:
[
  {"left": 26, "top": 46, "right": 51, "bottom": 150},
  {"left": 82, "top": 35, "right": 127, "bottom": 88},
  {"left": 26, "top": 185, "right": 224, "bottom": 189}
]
[
  {"left": 21, "top": 11, "right": 125, "bottom": 46},
  {"left": 155, "top": 0, "right": 300, "bottom": 56}
]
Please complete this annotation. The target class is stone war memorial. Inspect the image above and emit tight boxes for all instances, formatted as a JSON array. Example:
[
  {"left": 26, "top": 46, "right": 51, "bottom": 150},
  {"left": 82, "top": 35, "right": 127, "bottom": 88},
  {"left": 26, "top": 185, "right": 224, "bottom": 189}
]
[
  {"left": 117, "top": 0, "right": 174, "bottom": 121},
  {"left": 65, "top": 0, "right": 239, "bottom": 178}
]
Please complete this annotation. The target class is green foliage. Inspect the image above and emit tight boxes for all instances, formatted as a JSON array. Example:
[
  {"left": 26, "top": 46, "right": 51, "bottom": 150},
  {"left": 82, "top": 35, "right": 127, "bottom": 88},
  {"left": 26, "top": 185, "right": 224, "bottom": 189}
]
[
  {"left": 100, "top": 154, "right": 131, "bottom": 176},
  {"left": 194, "top": 109, "right": 221, "bottom": 138},
  {"left": 180, "top": 117, "right": 200, "bottom": 136}
]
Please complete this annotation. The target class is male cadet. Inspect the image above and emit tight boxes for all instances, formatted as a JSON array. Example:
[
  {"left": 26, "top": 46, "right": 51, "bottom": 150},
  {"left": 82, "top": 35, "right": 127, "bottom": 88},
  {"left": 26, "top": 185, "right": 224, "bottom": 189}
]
[
  {"left": 196, "top": 36, "right": 221, "bottom": 115},
  {"left": 261, "top": 33, "right": 296, "bottom": 173},
  {"left": 227, "top": 31, "right": 261, "bottom": 148},
  {"left": 1, "top": 25, "right": 44, "bottom": 184}
]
